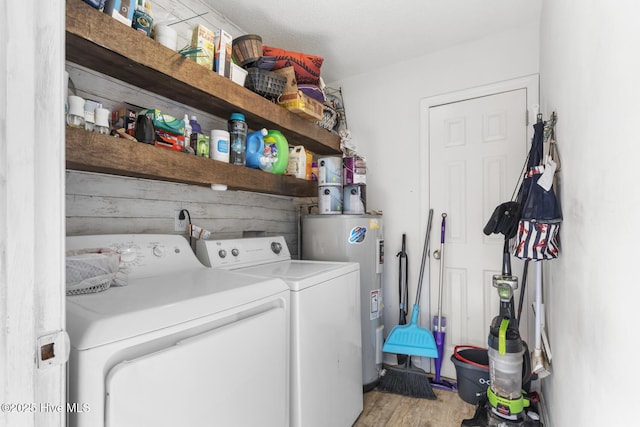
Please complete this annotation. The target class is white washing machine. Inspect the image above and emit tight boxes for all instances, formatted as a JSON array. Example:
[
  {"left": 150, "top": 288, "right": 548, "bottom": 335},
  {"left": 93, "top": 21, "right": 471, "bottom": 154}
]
[
  {"left": 66, "top": 234, "right": 290, "bottom": 427},
  {"left": 196, "top": 236, "right": 364, "bottom": 427}
]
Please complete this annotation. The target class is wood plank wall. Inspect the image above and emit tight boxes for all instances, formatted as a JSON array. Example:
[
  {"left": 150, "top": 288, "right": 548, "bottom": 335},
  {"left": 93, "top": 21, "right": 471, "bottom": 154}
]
[{"left": 66, "top": 170, "right": 315, "bottom": 256}]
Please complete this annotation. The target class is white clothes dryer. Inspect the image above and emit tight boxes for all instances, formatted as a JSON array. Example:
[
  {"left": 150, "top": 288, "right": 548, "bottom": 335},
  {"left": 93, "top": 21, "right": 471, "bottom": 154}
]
[
  {"left": 196, "top": 236, "right": 363, "bottom": 427},
  {"left": 66, "top": 234, "right": 290, "bottom": 427}
]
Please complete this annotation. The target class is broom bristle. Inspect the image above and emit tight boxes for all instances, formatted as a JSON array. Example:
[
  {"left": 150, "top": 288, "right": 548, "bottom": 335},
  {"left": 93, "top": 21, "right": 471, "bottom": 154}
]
[{"left": 377, "top": 363, "right": 437, "bottom": 400}]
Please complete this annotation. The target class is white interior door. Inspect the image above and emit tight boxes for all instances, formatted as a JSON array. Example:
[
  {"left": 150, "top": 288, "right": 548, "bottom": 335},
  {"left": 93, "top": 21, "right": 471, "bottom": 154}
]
[{"left": 426, "top": 85, "right": 534, "bottom": 381}]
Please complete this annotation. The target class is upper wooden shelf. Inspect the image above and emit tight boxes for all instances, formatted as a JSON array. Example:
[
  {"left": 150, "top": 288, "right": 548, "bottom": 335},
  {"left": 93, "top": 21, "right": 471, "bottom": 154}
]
[
  {"left": 65, "top": 0, "right": 341, "bottom": 155},
  {"left": 64, "top": 0, "right": 342, "bottom": 197}
]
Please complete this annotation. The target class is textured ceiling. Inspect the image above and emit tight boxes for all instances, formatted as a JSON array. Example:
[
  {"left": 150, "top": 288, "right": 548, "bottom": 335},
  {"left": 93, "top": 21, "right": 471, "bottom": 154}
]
[{"left": 201, "top": 0, "right": 542, "bottom": 83}]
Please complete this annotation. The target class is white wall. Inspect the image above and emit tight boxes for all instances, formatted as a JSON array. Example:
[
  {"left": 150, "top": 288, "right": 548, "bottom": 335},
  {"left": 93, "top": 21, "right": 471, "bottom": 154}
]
[
  {"left": 334, "top": 23, "right": 540, "bottom": 362},
  {"left": 539, "top": 1, "right": 640, "bottom": 426}
]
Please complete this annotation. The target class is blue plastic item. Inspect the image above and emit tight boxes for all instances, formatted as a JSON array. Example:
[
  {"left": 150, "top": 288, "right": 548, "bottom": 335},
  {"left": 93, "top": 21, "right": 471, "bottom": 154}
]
[
  {"left": 246, "top": 129, "right": 268, "bottom": 169},
  {"left": 382, "top": 210, "right": 438, "bottom": 358}
]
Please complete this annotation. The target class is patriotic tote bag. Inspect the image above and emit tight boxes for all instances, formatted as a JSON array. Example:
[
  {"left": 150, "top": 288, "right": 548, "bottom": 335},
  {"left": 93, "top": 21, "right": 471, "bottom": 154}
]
[{"left": 512, "top": 116, "right": 562, "bottom": 260}]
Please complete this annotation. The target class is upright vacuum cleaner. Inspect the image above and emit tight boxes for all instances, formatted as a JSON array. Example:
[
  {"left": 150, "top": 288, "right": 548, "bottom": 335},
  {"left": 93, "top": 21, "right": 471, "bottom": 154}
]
[{"left": 462, "top": 241, "right": 542, "bottom": 427}]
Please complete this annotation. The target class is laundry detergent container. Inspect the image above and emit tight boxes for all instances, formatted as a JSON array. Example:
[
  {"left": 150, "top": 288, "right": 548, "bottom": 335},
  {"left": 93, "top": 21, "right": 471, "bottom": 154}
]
[{"left": 450, "top": 345, "right": 490, "bottom": 404}]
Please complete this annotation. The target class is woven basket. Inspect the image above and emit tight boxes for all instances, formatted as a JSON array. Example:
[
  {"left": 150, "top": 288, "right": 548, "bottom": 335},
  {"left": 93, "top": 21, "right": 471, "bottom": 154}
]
[
  {"left": 316, "top": 105, "right": 338, "bottom": 131},
  {"left": 232, "top": 34, "right": 262, "bottom": 66}
]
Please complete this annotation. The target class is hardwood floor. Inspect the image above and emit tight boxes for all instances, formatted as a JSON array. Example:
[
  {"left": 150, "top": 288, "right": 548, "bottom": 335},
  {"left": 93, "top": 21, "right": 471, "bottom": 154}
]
[{"left": 354, "top": 388, "right": 476, "bottom": 427}]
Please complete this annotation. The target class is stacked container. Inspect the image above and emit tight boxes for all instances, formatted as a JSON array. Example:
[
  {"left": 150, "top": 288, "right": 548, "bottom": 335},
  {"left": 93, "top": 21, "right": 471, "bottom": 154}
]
[
  {"left": 343, "top": 156, "right": 367, "bottom": 214},
  {"left": 317, "top": 156, "right": 343, "bottom": 214}
]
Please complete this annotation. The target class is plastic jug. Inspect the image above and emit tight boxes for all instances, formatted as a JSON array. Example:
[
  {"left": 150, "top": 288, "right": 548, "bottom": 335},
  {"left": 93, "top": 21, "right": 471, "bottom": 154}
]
[
  {"left": 286, "top": 145, "right": 307, "bottom": 179},
  {"left": 246, "top": 128, "right": 268, "bottom": 169},
  {"left": 263, "top": 130, "right": 289, "bottom": 174}
]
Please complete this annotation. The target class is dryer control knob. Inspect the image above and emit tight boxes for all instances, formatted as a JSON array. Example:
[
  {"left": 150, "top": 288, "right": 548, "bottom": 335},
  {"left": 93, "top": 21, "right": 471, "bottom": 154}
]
[
  {"left": 218, "top": 249, "right": 227, "bottom": 258},
  {"left": 271, "top": 242, "right": 282, "bottom": 254},
  {"left": 231, "top": 248, "right": 239, "bottom": 257},
  {"left": 152, "top": 246, "right": 165, "bottom": 258}
]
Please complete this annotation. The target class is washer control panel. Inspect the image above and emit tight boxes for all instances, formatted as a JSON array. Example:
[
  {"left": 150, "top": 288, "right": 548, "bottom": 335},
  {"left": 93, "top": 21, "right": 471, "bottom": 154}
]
[
  {"left": 66, "top": 234, "right": 202, "bottom": 279},
  {"left": 196, "top": 236, "right": 291, "bottom": 269}
]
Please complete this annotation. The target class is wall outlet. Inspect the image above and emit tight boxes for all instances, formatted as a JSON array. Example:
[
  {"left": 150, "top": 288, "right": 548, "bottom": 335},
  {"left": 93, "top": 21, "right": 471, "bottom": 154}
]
[{"left": 174, "top": 210, "right": 188, "bottom": 232}]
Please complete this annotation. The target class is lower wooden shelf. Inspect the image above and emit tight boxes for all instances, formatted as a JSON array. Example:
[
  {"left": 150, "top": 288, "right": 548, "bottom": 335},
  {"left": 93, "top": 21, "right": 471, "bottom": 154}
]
[{"left": 65, "top": 127, "right": 318, "bottom": 197}]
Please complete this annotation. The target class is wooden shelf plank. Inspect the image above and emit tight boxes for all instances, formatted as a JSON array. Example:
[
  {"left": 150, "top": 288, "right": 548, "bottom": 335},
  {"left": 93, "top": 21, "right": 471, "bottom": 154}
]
[
  {"left": 65, "top": 127, "right": 318, "bottom": 197},
  {"left": 65, "top": 0, "right": 341, "bottom": 155}
]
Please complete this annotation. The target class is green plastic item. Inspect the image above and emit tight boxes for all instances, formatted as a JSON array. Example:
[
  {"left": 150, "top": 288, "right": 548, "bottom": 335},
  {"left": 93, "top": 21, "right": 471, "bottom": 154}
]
[{"left": 263, "top": 130, "right": 289, "bottom": 175}]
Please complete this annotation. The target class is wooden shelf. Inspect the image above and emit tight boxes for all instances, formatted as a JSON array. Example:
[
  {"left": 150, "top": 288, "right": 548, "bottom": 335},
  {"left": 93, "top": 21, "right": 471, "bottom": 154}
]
[
  {"left": 65, "top": 0, "right": 341, "bottom": 197},
  {"left": 66, "top": 127, "right": 317, "bottom": 197}
]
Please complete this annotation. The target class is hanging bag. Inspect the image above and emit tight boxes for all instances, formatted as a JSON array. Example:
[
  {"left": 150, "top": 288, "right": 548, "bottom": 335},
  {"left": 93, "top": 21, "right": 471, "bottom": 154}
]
[{"left": 513, "top": 114, "right": 562, "bottom": 260}]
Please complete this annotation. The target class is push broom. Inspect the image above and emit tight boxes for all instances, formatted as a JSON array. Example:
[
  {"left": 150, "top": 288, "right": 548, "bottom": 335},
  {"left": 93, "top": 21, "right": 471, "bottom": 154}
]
[{"left": 378, "top": 209, "right": 438, "bottom": 399}]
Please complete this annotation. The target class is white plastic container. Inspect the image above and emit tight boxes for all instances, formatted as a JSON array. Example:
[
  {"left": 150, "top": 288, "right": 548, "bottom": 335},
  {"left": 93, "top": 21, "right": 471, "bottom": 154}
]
[
  {"left": 343, "top": 185, "right": 366, "bottom": 214},
  {"left": 318, "top": 156, "right": 343, "bottom": 186},
  {"left": 94, "top": 108, "right": 111, "bottom": 134},
  {"left": 318, "top": 186, "right": 342, "bottom": 214},
  {"left": 230, "top": 63, "right": 248, "bottom": 86},
  {"left": 154, "top": 24, "right": 178, "bottom": 51},
  {"left": 286, "top": 145, "right": 307, "bottom": 179},
  {"left": 210, "top": 129, "right": 230, "bottom": 162}
]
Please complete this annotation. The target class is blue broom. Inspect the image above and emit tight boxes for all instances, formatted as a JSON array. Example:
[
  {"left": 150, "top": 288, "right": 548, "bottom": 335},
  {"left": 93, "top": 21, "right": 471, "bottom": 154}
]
[{"left": 382, "top": 209, "right": 438, "bottom": 358}]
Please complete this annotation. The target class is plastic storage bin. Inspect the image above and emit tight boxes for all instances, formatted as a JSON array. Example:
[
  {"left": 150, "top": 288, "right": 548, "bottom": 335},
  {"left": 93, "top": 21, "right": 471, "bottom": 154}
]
[{"left": 245, "top": 68, "right": 286, "bottom": 100}]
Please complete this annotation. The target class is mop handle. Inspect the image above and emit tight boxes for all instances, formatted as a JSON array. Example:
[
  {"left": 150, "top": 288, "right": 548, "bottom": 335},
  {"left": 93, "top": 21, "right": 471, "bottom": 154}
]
[
  {"left": 437, "top": 213, "right": 447, "bottom": 330},
  {"left": 535, "top": 261, "right": 542, "bottom": 350},
  {"left": 415, "top": 209, "right": 434, "bottom": 302}
]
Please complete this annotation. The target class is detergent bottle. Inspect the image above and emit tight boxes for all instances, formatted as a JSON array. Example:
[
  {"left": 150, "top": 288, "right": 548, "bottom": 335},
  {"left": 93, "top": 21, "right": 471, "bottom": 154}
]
[
  {"left": 246, "top": 128, "right": 269, "bottom": 169},
  {"left": 262, "top": 130, "right": 289, "bottom": 174}
]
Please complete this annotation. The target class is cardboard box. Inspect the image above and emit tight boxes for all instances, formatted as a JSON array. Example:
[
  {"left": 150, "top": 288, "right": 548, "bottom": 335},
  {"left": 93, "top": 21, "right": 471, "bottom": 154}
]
[
  {"left": 214, "top": 29, "right": 233, "bottom": 78},
  {"left": 111, "top": 102, "right": 144, "bottom": 136},
  {"left": 278, "top": 90, "right": 323, "bottom": 121},
  {"left": 139, "top": 109, "right": 185, "bottom": 135},
  {"left": 103, "top": 0, "right": 136, "bottom": 26},
  {"left": 154, "top": 130, "right": 185, "bottom": 152},
  {"left": 190, "top": 25, "right": 216, "bottom": 70},
  {"left": 343, "top": 156, "right": 367, "bottom": 185}
]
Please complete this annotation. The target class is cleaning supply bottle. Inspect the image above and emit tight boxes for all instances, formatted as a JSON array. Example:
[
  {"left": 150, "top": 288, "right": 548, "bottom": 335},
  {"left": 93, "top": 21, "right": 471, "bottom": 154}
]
[
  {"left": 228, "top": 113, "right": 248, "bottom": 166},
  {"left": 263, "top": 130, "right": 289, "bottom": 175},
  {"left": 285, "top": 145, "right": 307, "bottom": 179},
  {"left": 184, "top": 114, "right": 192, "bottom": 140},
  {"left": 189, "top": 115, "right": 201, "bottom": 154},
  {"left": 246, "top": 128, "right": 268, "bottom": 169},
  {"left": 183, "top": 114, "right": 192, "bottom": 150}
]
